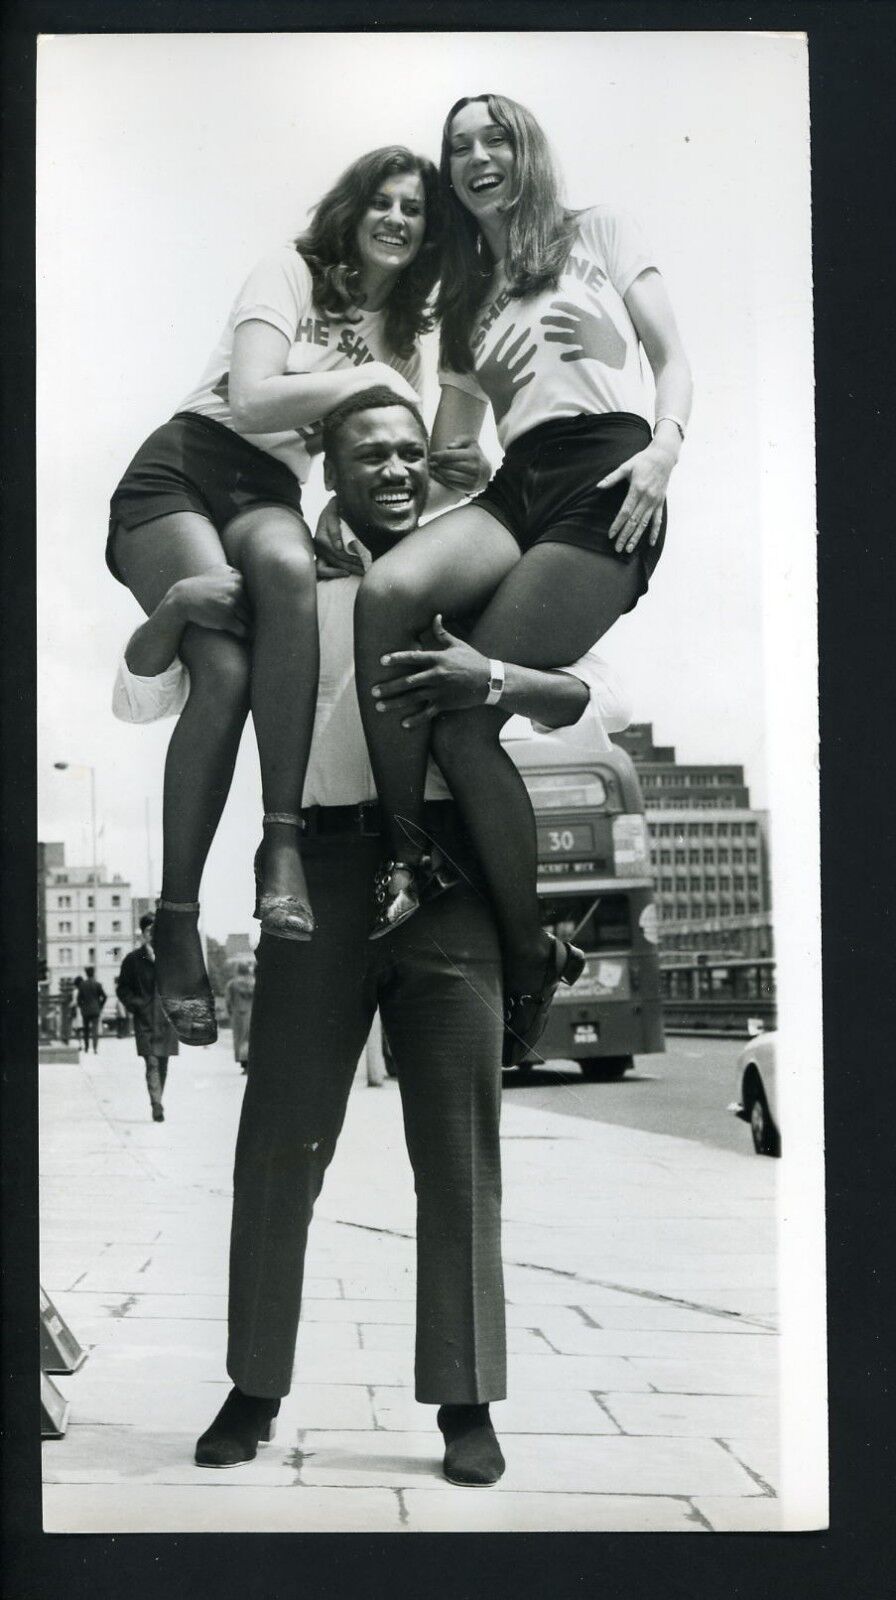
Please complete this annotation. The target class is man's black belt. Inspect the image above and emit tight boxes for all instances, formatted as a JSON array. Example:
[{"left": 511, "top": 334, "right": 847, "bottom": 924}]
[{"left": 299, "top": 799, "right": 457, "bottom": 838}]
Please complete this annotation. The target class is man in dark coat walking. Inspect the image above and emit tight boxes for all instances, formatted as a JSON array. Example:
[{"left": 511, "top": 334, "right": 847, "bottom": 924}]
[
  {"left": 116, "top": 912, "right": 179, "bottom": 1121},
  {"left": 74, "top": 966, "right": 107, "bottom": 1053}
]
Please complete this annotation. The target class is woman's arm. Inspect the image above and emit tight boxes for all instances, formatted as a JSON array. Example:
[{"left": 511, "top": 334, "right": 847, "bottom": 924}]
[
  {"left": 228, "top": 320, "right": 420, "bottom": 435},
  {"left": 597, "top": 268, "right": 693, "bottom": 554},
  {"left": 425, "top": 385, "right": 492, "bottom": 513}
]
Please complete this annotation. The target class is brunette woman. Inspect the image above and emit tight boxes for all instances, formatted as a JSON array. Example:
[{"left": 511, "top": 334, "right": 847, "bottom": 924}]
[
  {"left": 109, "top": 146, "right": 442, "bottom": 1043},
  {"left": 350, "top": 96, "right": 692, "bottom": 1062}
]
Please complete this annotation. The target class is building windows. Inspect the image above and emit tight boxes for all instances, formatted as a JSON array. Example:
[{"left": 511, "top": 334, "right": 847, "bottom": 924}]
[
  {"left": 87, "top": 921, "right": 95, "bottom": 934},
  {"left": 112, "top": 894, "right": 121, "bottom": 908},
  {"left": 57, "top": 894, "right": 71, "bottom": 909},
  {"left": 88, "top": 947, "right": 95, "bottom": 961},
  {"left": 112, "top": 946, "right": 122, "bottom": 959},
  {"left": 689, "top": 849, "right": 701, "bottom": 863},
  {"left": 718, "top": 849, "right": 730, "bottom": 864},
  {"left": 59, "top": 947, "right": 71, "bottom": 963},
  {"left": 731, "top": 823, "right": 743, "bottom": 837},
  {"left": 732, "top": 848, "right": 744, "bottom": 864},
  {"left": 112, "top": 920, "right": 121, "bottom": 932},
  {"left": 58, "top": 919, "right": 72, "bottom": 933},
  {"left": 659, "top": 849, "right": 671, "bottom": 865},
  {"left": 717, "top": 824, "right": 729, "bottom": 837},
  {"left": 87, "top": 895, "right": 95, "bottom": 908}
]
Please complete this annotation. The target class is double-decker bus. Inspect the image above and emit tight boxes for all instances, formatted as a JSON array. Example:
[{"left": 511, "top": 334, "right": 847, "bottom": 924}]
[{"left": 505, "top": 715, "right": 664, "bottom": 1078}]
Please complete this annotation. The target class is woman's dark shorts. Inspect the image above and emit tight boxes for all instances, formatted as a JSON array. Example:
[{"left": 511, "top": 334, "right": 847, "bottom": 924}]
[
  {"left": 106, "top": 411, "right": 304, "bottom": 583},
  {"left": 470, "top": 412, "right": 667, "bottom": 612}
]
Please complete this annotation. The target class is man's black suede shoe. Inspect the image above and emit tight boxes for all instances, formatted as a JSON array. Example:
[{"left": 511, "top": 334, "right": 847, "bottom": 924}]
[{"left": 437, "top": 1403, "right": 505, "bottom": 1486}]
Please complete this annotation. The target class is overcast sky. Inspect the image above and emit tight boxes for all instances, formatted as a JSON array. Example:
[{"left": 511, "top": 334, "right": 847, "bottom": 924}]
[{"left": 36, "top": 30, "right": 815, "bottom": 943}]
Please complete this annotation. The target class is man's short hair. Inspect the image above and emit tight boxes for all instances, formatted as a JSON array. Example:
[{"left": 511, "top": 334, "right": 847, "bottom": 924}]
[
  {"left": 139, "top": 912, "right": 155, "bottom": 932},
  {"left": 85, "top": 965, "right": 95, "bottom": 976},
  {"left": 321, "top": 385, "right": 427, "bottom": 462}
]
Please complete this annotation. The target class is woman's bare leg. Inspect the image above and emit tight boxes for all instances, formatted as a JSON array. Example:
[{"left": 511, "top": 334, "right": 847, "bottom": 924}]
[
  {"left": 221, "top": 505, "right": 318, "bottom": 907},
  {"left": 431, "top": 542, "right": 642, "bottom": 995},
  {"left": 354, "top": 505, "right": 519, "bottom": 864},
  {"left": 112, "top": 511, "right": 251, "bottom": 995}
]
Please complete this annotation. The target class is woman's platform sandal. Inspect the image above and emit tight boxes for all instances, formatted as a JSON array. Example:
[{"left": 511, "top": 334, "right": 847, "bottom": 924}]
[
  {"left": 253, "top": 813, "right": 315, "bottom": 942},
  {"left": 154, "top": 899, "right": 218, "bottom": 1047},
  {"left": 369, "top": 846, "right": 461, "bottom": 941},
  {"left": 503, "top": 936, "right": 586, "bottom": 1068}
]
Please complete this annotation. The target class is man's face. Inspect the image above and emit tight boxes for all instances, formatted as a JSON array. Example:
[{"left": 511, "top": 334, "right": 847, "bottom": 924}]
[
  {"left": 142, "top": 921, "right": 155, "bottom": 949},
  {"left": 325, "top": 406, "right": 429, "bottom": 553}
]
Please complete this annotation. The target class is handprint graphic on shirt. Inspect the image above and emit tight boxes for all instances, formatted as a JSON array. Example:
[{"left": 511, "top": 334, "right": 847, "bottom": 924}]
[
  {"left": 478, "top": 323, "right": 537, "bottom": 422},
  {"left": 540, "top": 296, "right": 627, "bottom": 370}
]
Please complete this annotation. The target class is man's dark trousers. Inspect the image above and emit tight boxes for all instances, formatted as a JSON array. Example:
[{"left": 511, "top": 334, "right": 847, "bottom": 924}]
[{"left": 227, "top": 807, "right": 506, "bottom": 1405}]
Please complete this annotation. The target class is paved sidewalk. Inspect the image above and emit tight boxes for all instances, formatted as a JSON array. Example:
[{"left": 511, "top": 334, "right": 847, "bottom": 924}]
[{"left": 40, "top": 1035, "right": 781, "bottom": 1533}]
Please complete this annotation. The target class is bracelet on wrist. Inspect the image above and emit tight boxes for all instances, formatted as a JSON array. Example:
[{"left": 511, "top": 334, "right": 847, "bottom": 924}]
[
  {"left": 654, "top": 414, "right": 686, "bottom": 445},
  {"left": 484, "top": 659, "right": 506, "bottom": 706}
]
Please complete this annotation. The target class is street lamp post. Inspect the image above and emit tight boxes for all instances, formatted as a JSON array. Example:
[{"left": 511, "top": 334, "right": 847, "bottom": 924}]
[{"left": 53, "top": 762, "right": 98, "bottom": 884}]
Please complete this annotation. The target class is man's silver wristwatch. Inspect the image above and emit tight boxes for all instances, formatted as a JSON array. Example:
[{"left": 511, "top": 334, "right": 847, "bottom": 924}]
[{"left": 484, "top": 659, "right": 506, "bottom": 706}]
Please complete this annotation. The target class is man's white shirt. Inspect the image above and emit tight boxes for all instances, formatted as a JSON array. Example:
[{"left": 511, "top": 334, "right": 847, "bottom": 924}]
[{"left": 112, "top": 533, "right": 632, "bottom": 807}]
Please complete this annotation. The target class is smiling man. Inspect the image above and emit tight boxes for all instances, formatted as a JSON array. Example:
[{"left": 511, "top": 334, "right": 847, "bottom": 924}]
[{"left": 112, "top": 386, "right": 631, "bottom": 1484}]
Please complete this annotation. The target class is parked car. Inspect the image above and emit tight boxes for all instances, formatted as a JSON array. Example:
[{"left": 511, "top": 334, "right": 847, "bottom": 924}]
[{"left": 730, "top": 1030, "right": 780, "bottom": 1156}]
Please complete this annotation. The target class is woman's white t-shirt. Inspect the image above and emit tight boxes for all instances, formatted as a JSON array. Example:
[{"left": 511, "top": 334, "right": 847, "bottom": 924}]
[
  {"left": 178, "top": 247, "right": 422, "bottom": 484},
  {"left": 438, "top": 207, "right": 657, "bottom": 450}
]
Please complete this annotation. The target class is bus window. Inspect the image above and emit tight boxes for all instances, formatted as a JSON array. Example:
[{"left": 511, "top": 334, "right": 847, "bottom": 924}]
[
  {"left": 523, "top": 771, "right": 608, "bottom": 809},
  {"left": 538, "top": 894, "right": 632, "bottom": 951}
]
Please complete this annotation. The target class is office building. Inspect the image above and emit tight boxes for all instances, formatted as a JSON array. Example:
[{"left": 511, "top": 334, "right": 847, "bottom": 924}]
[
  {"left": 39, "top": 841, "right": 133, "bottom": 1000},
  {"left": 613, "top": 725, "right": 773, "bottom": 961}
]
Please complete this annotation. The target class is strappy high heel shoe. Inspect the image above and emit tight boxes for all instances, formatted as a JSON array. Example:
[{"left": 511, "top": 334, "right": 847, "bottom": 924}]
[
  {"left": 253, "top": 812, "right": 315, "bottom": 941},
  {"left": 369, "top": 846, "right": 461, "bottom": 941},
  {"left": 502, "top": 935, "right": 587, "bottom": 1068},
  {"left": 154, "top": 898, "right": 218, "bottom": 1046}
]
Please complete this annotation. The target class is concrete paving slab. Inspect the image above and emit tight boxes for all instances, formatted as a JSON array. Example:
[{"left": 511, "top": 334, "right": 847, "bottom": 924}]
[
  {"left": 691, "top": 1494, "right": 784, "bottom": 1532},
  {"left": 505, "top": 1353, "right": 652, "bottom": 1391},
  {"left": 43, "top": 1482, "right": 405, "bottom": 1533},
  {"left": 534, "top": 1327, "right": 777, "bottom": 1359},
  {"left": 400, "top": 1490, "right": 707, "bottom": 1533},
  {"left": 625, "top": 1356, "right": 778, "bottom": 1396},
  {"left": 48, "top": 1289, "right": 229, "bottom": 1323},
  {"left": 570, "top": 1300, "right": 767, "bottom": 1333},
  {"left": 295, "top": 1429, "right": 763, "bottom": 1498},
  {"left": 603, "top": 1392, "right": 776, "bottom": 1440},
  {"left": 719, "top": 1435, "right": 780, "bottom": 1489}
]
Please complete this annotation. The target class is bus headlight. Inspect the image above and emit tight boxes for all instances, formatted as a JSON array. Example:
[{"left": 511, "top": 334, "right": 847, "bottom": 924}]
[{"left": 611, "top": 814, "right": 649, "bottom": 876}]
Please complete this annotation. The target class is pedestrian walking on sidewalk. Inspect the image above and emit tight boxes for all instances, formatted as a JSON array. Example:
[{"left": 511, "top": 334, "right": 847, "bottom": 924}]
[
  {"left": 74, "top": 967, "right": 107, "bottom": 1054},
  {"left": 115, "top": 914, "right": 179, "bottom": 1122},
  {"left": 224, "top": 961, "right": 255, "bottom": 1073}
]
